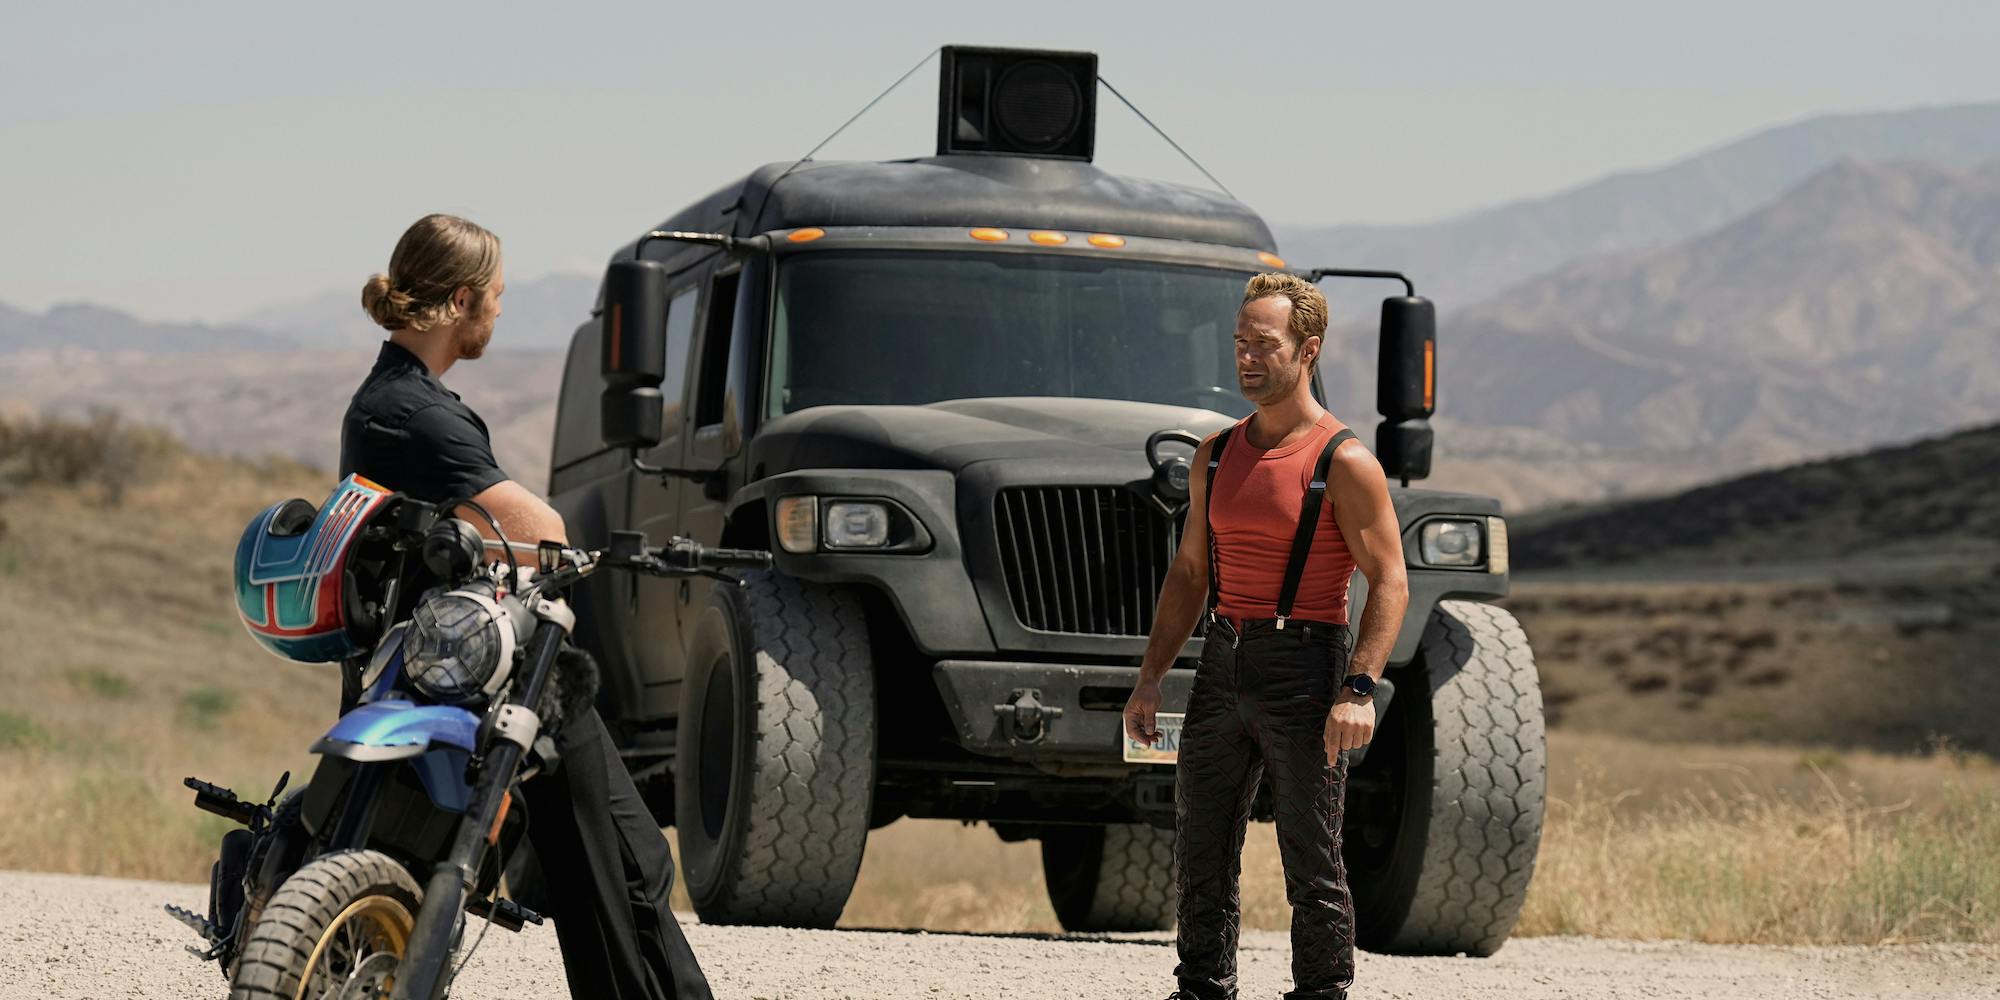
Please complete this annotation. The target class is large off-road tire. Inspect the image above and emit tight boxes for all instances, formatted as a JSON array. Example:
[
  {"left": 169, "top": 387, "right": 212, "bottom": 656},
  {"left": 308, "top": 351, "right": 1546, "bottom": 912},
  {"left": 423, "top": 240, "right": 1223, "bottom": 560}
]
[
  {"left": 1041, "top": 823, "right": 1177, "bottom": 932},
  {"left": 228, "top": 849, "right": 422, "bottom": 1000},
  {"left": 1345, "top": 600, "right": 1545, "bottom": 956},
  {"left": 675, "top": 572, "right": 875, "bottom": 928}
]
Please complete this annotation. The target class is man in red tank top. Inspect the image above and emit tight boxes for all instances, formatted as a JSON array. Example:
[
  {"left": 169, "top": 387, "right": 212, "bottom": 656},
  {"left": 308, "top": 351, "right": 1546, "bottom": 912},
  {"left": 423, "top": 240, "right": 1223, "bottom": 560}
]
[{"left": 1124, "top": 273, "right": 1409, "bottom": 1000}]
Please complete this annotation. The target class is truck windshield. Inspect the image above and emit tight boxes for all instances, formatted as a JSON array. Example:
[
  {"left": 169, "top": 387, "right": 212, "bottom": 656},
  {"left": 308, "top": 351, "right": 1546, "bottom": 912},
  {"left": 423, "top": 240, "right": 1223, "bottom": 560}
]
[{"left": 769, "top": 251, "right": 1255, "bottom": 418}]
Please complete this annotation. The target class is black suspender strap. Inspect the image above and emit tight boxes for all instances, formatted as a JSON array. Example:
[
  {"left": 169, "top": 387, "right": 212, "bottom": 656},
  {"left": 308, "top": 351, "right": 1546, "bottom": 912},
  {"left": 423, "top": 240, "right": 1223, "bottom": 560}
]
[
  {"left": 1203, "top": 426, "right": 1234, "bottom": 618},
  {"left": 1273, "top": 427, "right": 1358, "bottom": 628}
]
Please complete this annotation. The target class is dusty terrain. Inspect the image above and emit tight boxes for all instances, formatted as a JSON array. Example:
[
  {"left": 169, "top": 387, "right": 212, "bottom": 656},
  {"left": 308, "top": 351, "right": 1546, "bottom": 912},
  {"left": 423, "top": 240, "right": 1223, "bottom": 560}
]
[
  {"left": 2, "top": 870, "right": 1994, "bottom": 1000},
  {"left": 3, "top": 416, "right": 1998, "bottom": 998}
]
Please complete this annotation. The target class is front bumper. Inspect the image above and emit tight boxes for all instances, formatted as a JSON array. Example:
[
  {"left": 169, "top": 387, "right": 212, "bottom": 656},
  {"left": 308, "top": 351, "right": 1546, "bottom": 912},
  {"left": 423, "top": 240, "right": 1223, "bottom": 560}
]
[{"left": 933, "top": 660, "right": 1195, "bottom": 762}]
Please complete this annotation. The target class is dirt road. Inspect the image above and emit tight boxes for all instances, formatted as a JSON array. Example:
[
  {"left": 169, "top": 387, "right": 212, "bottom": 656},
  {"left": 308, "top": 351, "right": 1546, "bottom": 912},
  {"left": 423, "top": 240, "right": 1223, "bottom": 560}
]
[{"left": 1, "top": 870, "right": 1992, "bottom": 1000}]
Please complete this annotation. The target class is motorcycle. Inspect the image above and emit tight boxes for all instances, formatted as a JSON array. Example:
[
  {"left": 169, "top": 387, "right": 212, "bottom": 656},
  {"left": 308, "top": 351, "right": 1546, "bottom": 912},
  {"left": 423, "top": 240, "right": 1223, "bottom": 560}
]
[{"left": 167, "top": 475, "right": 769, "bottom": 999}]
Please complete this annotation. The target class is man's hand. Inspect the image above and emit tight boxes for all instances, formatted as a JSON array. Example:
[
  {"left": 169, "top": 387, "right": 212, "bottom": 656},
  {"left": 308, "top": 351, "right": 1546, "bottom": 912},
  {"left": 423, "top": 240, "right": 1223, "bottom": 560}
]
[
  {"left": 1124, "top": 681, "right": 1165, "bottom": 746},
  {"left": 1325, "top": 694, "right": 1376, "bottom": 762}
]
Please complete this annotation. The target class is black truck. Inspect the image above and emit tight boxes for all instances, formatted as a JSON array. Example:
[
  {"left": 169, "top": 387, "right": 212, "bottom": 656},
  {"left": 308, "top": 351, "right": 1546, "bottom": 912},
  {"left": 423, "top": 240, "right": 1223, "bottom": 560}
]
[{"left": 547, "top": 46, "right": 1545, "bottom": 955}]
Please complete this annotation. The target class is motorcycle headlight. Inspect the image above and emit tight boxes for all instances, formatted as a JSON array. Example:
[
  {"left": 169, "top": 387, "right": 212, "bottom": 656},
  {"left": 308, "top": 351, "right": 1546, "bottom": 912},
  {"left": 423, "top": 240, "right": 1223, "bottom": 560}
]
[{"left": 404, "top": 589, "right": 521, "bottom": 706}]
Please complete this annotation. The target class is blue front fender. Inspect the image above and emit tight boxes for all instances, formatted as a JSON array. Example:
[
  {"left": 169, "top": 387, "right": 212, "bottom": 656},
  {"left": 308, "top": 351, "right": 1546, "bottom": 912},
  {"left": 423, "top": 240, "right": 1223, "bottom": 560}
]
[{"left": 310, "top": 700, "right": 480, "bottom": 762}]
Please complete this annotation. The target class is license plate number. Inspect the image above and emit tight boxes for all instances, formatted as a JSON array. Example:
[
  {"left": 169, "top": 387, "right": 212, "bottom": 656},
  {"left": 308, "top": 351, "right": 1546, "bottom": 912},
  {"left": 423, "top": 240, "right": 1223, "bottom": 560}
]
[{"left": 1123, "top": 712, "right": 1184, "bottom": 764}]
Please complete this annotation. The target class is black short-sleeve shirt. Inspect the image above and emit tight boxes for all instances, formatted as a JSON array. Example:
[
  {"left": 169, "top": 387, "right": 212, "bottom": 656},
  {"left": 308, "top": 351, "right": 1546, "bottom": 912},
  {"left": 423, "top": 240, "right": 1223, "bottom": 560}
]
[{"left": 339, "top": 342, "right": 508, "bottom": 504}]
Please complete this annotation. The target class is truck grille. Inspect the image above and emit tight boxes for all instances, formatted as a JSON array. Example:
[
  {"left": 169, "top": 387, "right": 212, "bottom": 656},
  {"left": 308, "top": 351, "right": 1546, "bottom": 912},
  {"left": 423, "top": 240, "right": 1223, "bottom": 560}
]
[{"left": 993, "top": 486, "right": 1185, "bottom": 636}]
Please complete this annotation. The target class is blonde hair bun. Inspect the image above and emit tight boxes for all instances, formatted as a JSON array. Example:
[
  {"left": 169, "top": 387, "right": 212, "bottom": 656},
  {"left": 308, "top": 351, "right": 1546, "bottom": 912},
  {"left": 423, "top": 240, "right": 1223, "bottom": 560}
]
[{"left": 360, "top": 215, "right": 502, "bottom": 333}]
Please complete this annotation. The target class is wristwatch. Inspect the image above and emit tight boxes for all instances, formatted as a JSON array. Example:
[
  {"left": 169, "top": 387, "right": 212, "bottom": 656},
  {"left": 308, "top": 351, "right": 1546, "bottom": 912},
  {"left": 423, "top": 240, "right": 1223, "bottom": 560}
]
[{"left": 1342, "top": 673, "right": 1376, "bottom": 698}]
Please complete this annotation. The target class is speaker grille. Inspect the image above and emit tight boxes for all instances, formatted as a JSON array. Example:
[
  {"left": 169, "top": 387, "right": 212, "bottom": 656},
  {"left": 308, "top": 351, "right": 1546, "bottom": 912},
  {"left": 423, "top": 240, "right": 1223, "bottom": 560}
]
[{"left": 994, "top": 61, "right": 1082, "bottom": 150}]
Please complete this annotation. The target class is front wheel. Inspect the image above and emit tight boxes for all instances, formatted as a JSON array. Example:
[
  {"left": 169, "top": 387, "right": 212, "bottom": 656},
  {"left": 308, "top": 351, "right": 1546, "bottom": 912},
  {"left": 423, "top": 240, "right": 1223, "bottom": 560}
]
[
  {"left": 1344, "top": 600, "right": 1546, "bottom": 956},
  {"left": 675, "top": 572, "right": 876, "bottom": 927},
  {"left": 228, "top": 849, "right": 422, "bottom": 1000}
]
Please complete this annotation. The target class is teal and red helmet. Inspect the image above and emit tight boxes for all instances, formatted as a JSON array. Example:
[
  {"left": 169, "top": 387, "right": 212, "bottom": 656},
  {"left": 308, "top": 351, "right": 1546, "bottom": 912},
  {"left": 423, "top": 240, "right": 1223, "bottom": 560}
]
[{"left": 234, "top": 475, "right": 397, "bottom": 663}]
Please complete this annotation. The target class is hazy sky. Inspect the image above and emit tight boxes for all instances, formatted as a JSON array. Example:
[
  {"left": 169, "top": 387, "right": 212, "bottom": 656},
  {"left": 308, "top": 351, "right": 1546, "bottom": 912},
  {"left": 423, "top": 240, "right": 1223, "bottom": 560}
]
[{"left": 5, "top": 0, "right": 1997, "bottom": 322}]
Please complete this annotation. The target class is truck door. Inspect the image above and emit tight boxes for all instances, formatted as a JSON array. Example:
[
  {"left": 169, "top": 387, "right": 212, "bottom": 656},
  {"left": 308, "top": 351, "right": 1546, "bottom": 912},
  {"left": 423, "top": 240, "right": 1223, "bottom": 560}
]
[
  {"left": 626, "top": 283, "right": 700, "bottom": 715},
  {"left": 678, "top": 261, "right": 761, "bottom": 637}
]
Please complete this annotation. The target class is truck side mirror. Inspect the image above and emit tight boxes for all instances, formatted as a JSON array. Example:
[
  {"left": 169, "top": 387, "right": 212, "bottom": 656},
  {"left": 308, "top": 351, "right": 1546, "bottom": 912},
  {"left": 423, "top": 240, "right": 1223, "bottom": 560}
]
[
  {"left": 1376, "top": 296, "right": 1436, "bottom": 483},
  {"left": 600, "top": 259, "right": 668, "bottom": 451}
]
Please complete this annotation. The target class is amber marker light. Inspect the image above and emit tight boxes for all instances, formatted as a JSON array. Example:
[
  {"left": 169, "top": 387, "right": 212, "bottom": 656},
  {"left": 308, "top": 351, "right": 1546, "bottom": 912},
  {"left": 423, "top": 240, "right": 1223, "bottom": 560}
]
[
  {"left": 1028, "top": 231, "right": 1068, "bottom": 245},
  {"left": 1087, "top": 234, "right": 1126, "bottom": 248},
  {"left": 1258, "top": 251, "right": 1287, "bottom": 268},
  {"left": 969, "top": 227, "right": 1010, "bottom": 242},
  {"left": 787, "top": 227, "right": 826, "bottom": 243}
]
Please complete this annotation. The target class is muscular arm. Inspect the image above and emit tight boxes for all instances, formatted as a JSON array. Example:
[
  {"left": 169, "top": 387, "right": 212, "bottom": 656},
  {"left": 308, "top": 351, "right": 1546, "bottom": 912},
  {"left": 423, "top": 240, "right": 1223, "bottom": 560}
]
[
  {"left": 1330, "top": 443, "right": 1407, "bottom": 685},
  {"left": 1324, "top": 441, "right": 1407, "bottom": 755},
  {"left": 1125, "top": 435, "right": 1217, "bottom": 743}
]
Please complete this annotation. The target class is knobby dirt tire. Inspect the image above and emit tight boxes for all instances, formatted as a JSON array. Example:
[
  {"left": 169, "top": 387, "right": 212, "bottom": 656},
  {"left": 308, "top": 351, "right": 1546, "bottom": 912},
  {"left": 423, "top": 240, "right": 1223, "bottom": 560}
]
[
  {"left": 1350, "top": 600, "right": 1545, "bottom": 956},
  {"left": 676, "top": 572, "right": 875, "bottom": 928},
  {"left": 228, "top": 849, "right": 422, "bottom": 1000},
  {"left": 1041, "top": 823, "right": 1178, "bottom": 932}
]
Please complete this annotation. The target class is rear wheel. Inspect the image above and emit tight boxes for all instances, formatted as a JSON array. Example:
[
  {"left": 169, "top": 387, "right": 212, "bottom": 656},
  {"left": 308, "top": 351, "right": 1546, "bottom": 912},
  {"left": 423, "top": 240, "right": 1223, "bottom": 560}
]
[
  {"left": 1041, "top": 823, "right": 1177, "bottom": 932},
  {"left": 228, "top": 849, "right": 421, "bottom": 1000},
  {"left": 675, "top": 572, "right": 876, "bottom": 927},
  {"left": 1344, "top": 600, "right": 1545, "bottom": 956}
]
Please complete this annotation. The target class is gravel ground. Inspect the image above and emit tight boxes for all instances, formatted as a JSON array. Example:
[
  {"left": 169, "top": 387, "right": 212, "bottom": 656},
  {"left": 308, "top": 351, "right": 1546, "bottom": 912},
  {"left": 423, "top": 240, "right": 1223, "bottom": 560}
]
[{"left": 2, "top": 871, "right": 1994, "bottom": 1000}]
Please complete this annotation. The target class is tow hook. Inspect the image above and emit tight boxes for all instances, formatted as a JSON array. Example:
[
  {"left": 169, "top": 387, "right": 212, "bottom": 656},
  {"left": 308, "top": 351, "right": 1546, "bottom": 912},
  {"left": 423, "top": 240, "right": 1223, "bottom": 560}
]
[{"left": 993, "top": 688, "right": 1064, "bottom": 745}]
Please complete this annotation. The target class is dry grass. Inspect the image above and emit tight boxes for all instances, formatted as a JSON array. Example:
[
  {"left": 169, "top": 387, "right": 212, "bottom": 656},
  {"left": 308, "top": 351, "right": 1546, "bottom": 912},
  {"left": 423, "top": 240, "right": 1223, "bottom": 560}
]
[
  {"left": 0, "top": 417, "right": 337, "bottom": 880},
  {"left": 821, "top": 732, "right": 2000, "bottom": 944},
  {"left": 2, "top": 416, "right": 1994, "bottom": 945}
]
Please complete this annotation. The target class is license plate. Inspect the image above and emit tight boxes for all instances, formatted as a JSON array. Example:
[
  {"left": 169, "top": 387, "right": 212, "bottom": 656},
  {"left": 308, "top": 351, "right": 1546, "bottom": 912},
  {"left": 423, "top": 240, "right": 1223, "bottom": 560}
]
[{"left": 1124, "top": 712, "right": 1185, "bottom": 764}]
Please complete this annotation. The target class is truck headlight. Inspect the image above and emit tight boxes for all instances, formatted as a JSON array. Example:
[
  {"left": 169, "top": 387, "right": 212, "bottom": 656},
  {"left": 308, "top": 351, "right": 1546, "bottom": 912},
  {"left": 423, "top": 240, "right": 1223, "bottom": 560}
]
[
  {"left": 770, "top": 494, "right": 929, "bottom": 553},
  {"left": 1419, "top": 519, "right": 1485, "bottom": 567},
  {"left": 825, "top": 501, "right": 891, "bottom": 548}
]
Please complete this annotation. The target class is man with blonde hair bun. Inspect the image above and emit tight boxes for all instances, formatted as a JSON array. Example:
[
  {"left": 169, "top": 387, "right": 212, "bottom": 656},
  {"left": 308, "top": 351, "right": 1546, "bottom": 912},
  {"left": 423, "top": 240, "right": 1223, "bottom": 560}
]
[
  {"left": 1125, "top": 272, "right": 1408, "bottom": 1000},
  {"left": 342, "top": 213, "right": 714, "bottom": 1000}
]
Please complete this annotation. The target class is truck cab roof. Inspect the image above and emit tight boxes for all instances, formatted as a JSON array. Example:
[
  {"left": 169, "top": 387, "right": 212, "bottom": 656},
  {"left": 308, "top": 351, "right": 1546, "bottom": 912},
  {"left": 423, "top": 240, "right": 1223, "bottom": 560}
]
[{"left": 614, "top": 154, "right": 1277, "bottom": 268}]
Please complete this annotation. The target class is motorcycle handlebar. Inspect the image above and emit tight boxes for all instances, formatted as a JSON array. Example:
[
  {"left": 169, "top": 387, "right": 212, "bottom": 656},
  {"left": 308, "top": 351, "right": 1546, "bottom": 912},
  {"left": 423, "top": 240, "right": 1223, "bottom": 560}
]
[{"left": 699, "top": 546, "right": 773, "bottom": 570}]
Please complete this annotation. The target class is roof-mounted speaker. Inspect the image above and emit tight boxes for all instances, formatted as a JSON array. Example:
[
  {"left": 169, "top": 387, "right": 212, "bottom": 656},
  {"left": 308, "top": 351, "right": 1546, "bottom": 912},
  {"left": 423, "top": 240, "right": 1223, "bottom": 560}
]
[{"left": 937, "top": 45, "right": 1096, "bottom": 161}]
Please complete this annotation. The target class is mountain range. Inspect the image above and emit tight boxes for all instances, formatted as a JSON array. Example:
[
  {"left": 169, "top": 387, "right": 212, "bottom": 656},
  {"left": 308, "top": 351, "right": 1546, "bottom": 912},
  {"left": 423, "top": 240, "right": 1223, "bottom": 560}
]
[
  {"left": 6, "top": 103, "right": 2000, "bottom": 510},
  {"left": 1277, "top": 101, "right": 2000, "bottom": 309},
  {"left": 236, "top": 271, "right": 598, "bottom": 353}
]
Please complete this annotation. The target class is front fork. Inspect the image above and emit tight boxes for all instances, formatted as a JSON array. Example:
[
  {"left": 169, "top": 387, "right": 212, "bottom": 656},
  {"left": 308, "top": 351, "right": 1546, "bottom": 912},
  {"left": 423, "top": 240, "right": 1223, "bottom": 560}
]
[{"left": 390, "top": 599, "right": 574, "bottom": 1000}]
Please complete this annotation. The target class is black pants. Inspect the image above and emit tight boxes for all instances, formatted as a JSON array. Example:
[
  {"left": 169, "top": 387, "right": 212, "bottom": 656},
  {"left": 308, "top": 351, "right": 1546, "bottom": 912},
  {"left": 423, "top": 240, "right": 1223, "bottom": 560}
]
[
  {"left": 520, "top": 707, "right": 713, "bottom": 1000},
  {"left": 1175, "top": 618, "right": 1355, "bottom": 1000}
]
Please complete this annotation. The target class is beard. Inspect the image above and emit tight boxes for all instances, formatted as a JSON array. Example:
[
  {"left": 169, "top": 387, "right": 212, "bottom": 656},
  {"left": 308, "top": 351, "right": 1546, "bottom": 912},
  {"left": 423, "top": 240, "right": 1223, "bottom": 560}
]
[
  {"left": 455, "top": 321, "right": 493, "bottom": 360},
  {"left": 1238, "top": 362, "right": 1303, "bottom": 404}
]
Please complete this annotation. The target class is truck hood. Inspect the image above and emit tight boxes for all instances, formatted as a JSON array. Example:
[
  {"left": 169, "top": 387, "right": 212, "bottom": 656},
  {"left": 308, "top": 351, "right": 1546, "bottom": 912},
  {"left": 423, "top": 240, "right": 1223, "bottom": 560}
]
[{"left": 746, "top": 397, "right": 1240, "bottom": 478}]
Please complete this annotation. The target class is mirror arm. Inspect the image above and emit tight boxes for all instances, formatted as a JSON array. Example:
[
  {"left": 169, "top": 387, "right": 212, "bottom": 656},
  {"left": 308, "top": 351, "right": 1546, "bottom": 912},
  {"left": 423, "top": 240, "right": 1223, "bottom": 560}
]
[
  {"left": 629, "top": 449, "right": 713, "bottom": 484},
  {"left": 1304, "top": 267, "right": 1415, "bottom": 298},
  {"left": 634, "top": 230, "right": 774, "bottom": 260}
]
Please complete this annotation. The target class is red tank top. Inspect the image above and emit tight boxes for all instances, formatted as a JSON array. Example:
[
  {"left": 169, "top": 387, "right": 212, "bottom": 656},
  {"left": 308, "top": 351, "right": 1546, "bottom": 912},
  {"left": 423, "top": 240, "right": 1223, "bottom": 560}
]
[{"left": 1209, "top": 413, "right": 1357, "bottom": 626}]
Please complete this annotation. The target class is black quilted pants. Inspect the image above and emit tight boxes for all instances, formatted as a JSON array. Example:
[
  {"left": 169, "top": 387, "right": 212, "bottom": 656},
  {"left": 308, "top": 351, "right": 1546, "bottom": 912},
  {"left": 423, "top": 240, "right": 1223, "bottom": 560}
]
[
  {"left": 1175, "top": 618, "right": 1355, "bottom": 1000},
  {"left": 521, "top": 707, "right": 715, "bottom": 1000}
]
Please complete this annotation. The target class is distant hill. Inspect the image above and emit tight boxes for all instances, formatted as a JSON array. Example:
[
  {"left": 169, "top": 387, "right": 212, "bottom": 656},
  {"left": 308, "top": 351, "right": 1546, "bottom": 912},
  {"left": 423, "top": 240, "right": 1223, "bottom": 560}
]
[
  {"left": 0, "top": 302, "right": 292, "bottom": 353},
  {"left": 1278, "top": 102, "right": 2000, "bottom": 311},
  {"left": 0, "top": 347, "right": 565, "bottom": 492},
  {"left": 1511, "top": 421, "right": 2000, "bottom": 570},
  {"left": 237, "top": 272, "right": 597, "bottom": 353}
]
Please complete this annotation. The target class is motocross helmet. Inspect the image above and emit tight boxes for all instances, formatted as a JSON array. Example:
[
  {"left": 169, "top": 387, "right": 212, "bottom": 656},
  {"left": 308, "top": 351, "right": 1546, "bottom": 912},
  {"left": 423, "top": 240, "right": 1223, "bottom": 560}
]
[{"left": 233, "top": 474, "right": 399, "bottom": 663}]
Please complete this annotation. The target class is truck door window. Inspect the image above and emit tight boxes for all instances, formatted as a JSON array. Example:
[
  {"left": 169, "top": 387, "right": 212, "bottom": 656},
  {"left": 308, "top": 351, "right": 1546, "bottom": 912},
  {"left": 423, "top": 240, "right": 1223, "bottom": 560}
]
[
  {"left": 694, "top": 270, "right": 739, "bottom": 428},
  {"left": 662, "top": 286, "right": 698, "bottom": 416}
]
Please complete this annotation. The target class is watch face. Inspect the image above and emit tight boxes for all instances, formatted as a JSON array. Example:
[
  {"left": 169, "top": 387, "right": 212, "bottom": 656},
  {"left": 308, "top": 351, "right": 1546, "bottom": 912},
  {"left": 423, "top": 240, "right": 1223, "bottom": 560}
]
[{"left": 1345, "top": 673, "right": 1374, "bottom": 696}]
